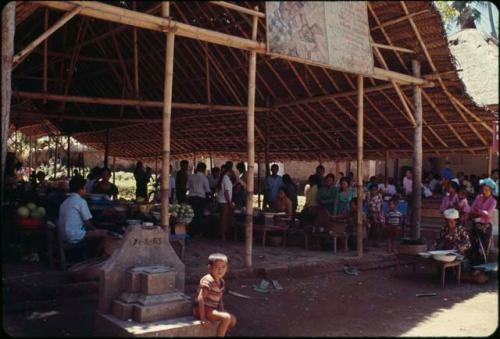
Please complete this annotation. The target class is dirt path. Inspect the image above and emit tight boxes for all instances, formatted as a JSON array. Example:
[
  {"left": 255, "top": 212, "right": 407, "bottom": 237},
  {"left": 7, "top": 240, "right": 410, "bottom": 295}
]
[{"left": 3, "top": 266, "right": 497, "bottom": 337}]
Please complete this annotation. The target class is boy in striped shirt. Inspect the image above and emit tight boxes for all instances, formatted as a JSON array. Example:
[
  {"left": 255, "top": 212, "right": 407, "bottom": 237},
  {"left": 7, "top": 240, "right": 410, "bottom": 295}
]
[
  {"left": 385, "top": 198, "right": 403, "bottom": 252},
  {"left": 194, "top": 253, "right": 236, "bottom": 337}
]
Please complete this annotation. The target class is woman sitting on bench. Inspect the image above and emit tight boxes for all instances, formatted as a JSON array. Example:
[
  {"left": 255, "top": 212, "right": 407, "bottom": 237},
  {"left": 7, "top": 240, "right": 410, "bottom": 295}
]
[{"left": 432, "top": 208, "right": 471, "bottom": 255}]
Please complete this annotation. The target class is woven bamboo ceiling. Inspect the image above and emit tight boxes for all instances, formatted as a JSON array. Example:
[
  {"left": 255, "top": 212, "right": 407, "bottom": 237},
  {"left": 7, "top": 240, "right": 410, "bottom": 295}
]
[{"left": 10, "top": 1, "right": 497, "bottom": 161}]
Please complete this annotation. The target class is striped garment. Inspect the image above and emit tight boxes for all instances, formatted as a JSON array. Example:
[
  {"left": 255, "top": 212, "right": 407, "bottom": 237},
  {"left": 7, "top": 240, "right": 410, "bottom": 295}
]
[
  {"left": 385, "top": 210, "right": 402, "bottom": 227},
  {"left": 197, "top": 274, "right": 225, "bottom": 309}
]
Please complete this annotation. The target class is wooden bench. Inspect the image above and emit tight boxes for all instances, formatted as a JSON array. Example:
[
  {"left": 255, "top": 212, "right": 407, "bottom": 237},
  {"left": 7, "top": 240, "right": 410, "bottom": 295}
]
[{"left": 396, "top": 254, "right": 462, "bottom": 288}]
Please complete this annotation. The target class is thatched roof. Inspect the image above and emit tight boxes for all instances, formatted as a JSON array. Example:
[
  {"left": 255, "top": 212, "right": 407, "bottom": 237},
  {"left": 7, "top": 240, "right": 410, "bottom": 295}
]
[
  {"left": 10, "top": 1, "right": 497, "bottom": 161},
  {"left": 448, "top": 29, "right": 498, "bottom": 112}
]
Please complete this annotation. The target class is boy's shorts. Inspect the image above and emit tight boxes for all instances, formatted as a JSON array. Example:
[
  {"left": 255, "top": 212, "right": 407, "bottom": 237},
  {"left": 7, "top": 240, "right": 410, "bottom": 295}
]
[
  {"left": 194, "top": 304, "right": 217, "bottom": 320},
  {"left": 385, "top": 226, "right": 400, "bottom": 237}
]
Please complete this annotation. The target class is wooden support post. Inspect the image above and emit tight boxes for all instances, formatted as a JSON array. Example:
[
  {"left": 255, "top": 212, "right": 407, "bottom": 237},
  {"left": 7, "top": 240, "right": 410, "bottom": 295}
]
[
  {"left": 487, "top": 147, "right": 493, "bottom": 176},
  {"left": 411, "top": 60, "right": 423, "bottom": 240},
  {"left": 160, "top": 2, "right": 174, "bottom": 232},
  {"left": 205, "top": 43, "right": 211, "bottom": 104},
  {"left": 263, "top": 110, "right": 270, "bottom": 208},
  {"left": 155, "top": 154, "right": 159, "bottom": 182},
  {"left": 356, "top": 75, "right": 364, "bottom": 258},
  {"left": 104, "top": 129, "right": 110, "bottom": 168},
  {"left": 34, "top": 138, "right": 38, "bottom": 172},
  {"left": 43, "top": 9, "right": 48, "bottom": 104},
  {"left": 1, "top": 2, "right": 15, "bottom": 191},
  {"left": 12, "top": 6, "right": 82, "bottom": 69},
  {"left": 193, "top": 154, "right": 196, "bottom": 173},
  {"left": 132, "top": 2, "right": 139, "bottom": 97},
  {"left": 53, "top": 136, "right": 58, "bottom": 178},
  {"left": 67, "top": 134, "right": 71, "bottom": 178},
  {"left": 385, "top": 151, "right": 389, "bottom": 180},
  {"left": 112, "top": 156, "right": 116, "bottom": 185},
  {"left": 245, "top": 10, "right": 258, "bottom": 268},
  {"left": 257, "top": 151, "right": 261, "bottom": 209},
  {"left": 209, "top": 152, "right": 213, "bottom": 169}
]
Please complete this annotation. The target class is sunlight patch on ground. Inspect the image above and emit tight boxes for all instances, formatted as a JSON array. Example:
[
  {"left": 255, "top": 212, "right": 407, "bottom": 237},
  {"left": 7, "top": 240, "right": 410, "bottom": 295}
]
[{"left": 400, "top": 291, "right": 498, "bottom": 337}]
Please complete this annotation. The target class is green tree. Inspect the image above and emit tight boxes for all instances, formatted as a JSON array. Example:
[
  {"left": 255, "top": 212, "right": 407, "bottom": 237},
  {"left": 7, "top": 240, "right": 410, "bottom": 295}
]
[{"left": 435, "top": 1, "right": 489, "bottom": 32}]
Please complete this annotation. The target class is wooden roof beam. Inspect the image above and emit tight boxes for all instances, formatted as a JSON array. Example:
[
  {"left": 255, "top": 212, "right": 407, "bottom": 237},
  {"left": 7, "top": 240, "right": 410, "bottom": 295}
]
[{"left": 12, "top": 91, "right": 270, "bottom": 112}]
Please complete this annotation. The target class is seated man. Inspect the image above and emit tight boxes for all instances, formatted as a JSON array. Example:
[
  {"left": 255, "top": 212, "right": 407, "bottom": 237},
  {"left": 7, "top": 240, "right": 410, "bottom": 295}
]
[
  {"left": 432, "top": 208, "right": 471, "bottom": 255},
  {"left": 92, "top": 167, "right": 119, "bottom": 200},
  {"left": 273, "top": 187, "right": 293, "bottom": 218},
  {"left": 58, "top": 176, "right": 109, "bottom": 256}
]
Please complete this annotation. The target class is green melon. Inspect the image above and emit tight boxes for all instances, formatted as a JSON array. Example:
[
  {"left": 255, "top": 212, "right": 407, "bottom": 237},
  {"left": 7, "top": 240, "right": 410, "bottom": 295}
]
[
  {"left": 17, "top": 206, "right": 30, "bottom": 218},
  {"left": 26, "top": 202, "right": 37, "bottom": 211}
]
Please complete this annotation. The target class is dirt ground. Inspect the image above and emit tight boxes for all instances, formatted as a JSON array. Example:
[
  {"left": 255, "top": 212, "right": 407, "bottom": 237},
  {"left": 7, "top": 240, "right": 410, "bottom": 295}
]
[{"left": 2, "top": 265, "right": 497, "bottom": 337}]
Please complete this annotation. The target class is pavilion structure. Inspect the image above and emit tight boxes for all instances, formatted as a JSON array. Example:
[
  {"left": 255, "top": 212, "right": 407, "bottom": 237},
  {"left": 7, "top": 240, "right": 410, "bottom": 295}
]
[{"left": 2, "top": 1, "right": 497, "bottom": 265}]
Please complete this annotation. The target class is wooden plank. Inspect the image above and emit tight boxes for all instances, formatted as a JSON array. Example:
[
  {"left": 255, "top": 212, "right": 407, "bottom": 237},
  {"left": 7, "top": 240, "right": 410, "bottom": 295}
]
[{"left": 209, "top": 1, "right": 265, "bottom": 18}]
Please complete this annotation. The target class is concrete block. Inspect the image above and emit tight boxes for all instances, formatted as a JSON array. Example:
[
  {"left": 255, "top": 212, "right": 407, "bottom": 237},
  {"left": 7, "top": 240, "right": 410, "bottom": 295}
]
[
  {"left": 136, "top": 291, "right": 191, "bottom": 306},
  {"left": 139, "top": 267, "right": 176, "bottom": 295},
  {"left": 132, "top": 298, "right": 192, "bottom": 323},
  {"left": 95, "top": 312, "right": 218, "bottom": 337},
  {"left": 118, "top": 292, "right": 140, "bottom": 303},
  {"left": 124, "top": 269, "right": 142, "bottom": 293},
  {"left": 111, "top": 300, "right": 134, "bottom": 321}
]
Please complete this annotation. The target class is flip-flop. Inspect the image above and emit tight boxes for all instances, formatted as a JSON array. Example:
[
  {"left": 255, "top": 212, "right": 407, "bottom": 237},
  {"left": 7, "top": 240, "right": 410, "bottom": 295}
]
[{"left": 272, "top": 280, "right": 283, "bottom": 290}]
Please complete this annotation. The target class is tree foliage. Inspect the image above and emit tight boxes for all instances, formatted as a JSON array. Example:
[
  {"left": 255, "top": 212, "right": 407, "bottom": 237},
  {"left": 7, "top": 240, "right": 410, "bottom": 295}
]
[{"left": 434, "top": 1, "right": 486, "bottom": 31}]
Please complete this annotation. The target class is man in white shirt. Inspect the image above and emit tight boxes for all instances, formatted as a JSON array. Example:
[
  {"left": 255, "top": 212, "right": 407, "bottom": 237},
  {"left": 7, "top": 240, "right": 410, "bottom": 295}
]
[
  {"left": 187, "top": 162, "right": 211, "bottom": 237},
  {"left": 58, "top": 176, "right": 108, "bottom": 256},
  {"left": 216, "top": 164, "right": 234, "bottom": 240},
  {"left": 403, "top": 170, "right": 413, "bottom": 198}
]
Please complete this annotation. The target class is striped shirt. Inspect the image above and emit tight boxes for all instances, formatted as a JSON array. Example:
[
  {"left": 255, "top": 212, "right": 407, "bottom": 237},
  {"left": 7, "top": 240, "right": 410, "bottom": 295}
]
[
  {"left": 197, "top": 274, "right": 225, "bottom": 309},
  {"left": 385, "top": 210, "right": 402, "bottom": 227}
]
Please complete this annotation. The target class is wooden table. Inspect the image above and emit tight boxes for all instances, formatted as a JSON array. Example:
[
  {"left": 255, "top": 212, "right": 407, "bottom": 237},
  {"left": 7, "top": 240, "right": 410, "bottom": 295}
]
[
  {"left": 396, "top": 254, "right": 462, "bottom": 288},
  {"left": 253, "top": 224, "right": 288, "bottom": 248}
]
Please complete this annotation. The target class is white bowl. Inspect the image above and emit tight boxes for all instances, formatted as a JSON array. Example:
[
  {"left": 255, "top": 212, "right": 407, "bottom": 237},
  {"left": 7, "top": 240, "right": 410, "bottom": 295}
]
[
  {"left": 418, "top": 252, "right": 432, "bottom": 259},
  {"left": 126, "top": 219, "right": 141, "bottom": 225},
  {"left": 432, "top": 253, "right": 457, "bottom": 262}
]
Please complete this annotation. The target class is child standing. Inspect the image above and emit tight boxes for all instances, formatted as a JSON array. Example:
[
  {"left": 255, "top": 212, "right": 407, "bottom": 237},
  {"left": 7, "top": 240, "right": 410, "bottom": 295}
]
[
  {"left": 194, "top": 253, "right": 236, "bottom": 337},
  {"left": 385, "top": 198, "right": 402, "bottom": 252},
  {"left": 367, "top": 183, "right": 384, "bottom": 247}
]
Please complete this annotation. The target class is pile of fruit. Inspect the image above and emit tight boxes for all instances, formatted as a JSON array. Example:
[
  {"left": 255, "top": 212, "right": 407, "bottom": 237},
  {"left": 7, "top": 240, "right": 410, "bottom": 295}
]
[
  {"left": 169, "top": 204, "right": 194, "bottom": 224},
  {"left": 17, "top": 202, "right": 46, "bottom": 228}
]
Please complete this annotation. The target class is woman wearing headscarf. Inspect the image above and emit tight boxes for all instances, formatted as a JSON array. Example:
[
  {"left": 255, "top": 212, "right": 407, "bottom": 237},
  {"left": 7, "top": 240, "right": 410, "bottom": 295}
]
[
  {"left": 468, "top": 179, "right": 497, "bottom": 264},
  {"left": 433, "top": 208, "right": 471, "bottom": 254}
]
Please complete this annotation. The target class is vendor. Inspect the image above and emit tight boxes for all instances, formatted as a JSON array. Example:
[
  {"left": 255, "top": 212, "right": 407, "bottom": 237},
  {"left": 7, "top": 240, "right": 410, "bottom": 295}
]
[
  {"left": 273, "top": 187, "right": 293, "bottom": 217},
  {"left": 92, "top": 167, "right": 118, "bottom": 199},
  {"left": 468, "top": 179, "right": 497, "bottom": 265},
  {"left": 133, "top": 161, "right": 151, "bottom": 200},
  {"left": 432, "top": 208, "right": 471, "bottom": 255},
  {"left": 58, "top": 177, "right": 108, "bottom": 256}
]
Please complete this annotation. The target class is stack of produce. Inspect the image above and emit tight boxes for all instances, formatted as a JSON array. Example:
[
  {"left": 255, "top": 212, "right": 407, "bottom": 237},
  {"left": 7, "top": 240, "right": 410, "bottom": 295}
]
[
  {"left": 169, "top": 204, "right": 194, "bottom": 224},
  {"left": 17, "top": 202, "right": 46, "bottom": 228}
]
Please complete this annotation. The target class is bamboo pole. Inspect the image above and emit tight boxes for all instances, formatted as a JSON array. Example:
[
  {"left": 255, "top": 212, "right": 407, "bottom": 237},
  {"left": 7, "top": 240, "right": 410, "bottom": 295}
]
[
  {"left": 1, "top": 2, "right": 15, "bottom": 194},
  {"left": 39, "top": 1, "right": 265, "bottom": 52},
  {"left": 43, "top": 9, "right": 49, "bottom": 104},
  {"left": 160, "top": 1, "right": 175, "bottom": 232},
  {"left": 411, "top": 60, "right": 423, "bottom": 240},
  {"left": 12, "top": 6, "right": 82, "bottom": 69},
  {"left": 133, "top": 2, "right": 139, "bottom": 97},
  {"left": 104, "top": 129, "right": 110, "bottom": 168},
  {"left": 385, "top": 150, "right": 389, "bottom": 181},
  {"left": 257, "top": 151, "right": 261, "bottom": 209},
  {"left": 208, "top": 1, "right": 265, "bottom": 18},
  {"left": 205, "top": 43, "right": 211, "bottom": 104},
  {"left": 67, "top": 134, "right": 71, "bottom": 178},
  {"left": 112, "top": 156, "right": 116, "bottom": 185},
  {"left": 371, "top": 42, "right": 415, "bottom": 54},
  {"left": 12, "top": 91, "right": 269, "bottom": 112},
  {"left": 155, "top": 154, "right": 159, "bottom": 182},
  {"left": 356, "top": 75, "right": 364, "bottom": 258},
  {"left": 54, "top": 136, "right": 58, "bottom": 178},
  {"left": 245, "top": 11, "right": 258, "bottom": 268},
  {"left": 487, "top": 147, "right": 493, "bottom": 177}
]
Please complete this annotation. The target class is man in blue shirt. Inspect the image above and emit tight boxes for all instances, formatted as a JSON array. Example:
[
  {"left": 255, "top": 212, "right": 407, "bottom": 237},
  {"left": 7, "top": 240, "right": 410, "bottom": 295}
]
[
  {"left": 58, "top": 176, "right": 108, "bottom": 255},
  {"left": 442, "top": 161, "right": 453, "bottom": 181},
  {"left": 264, "top": 164, "right": 283, "bottom": 208}
]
